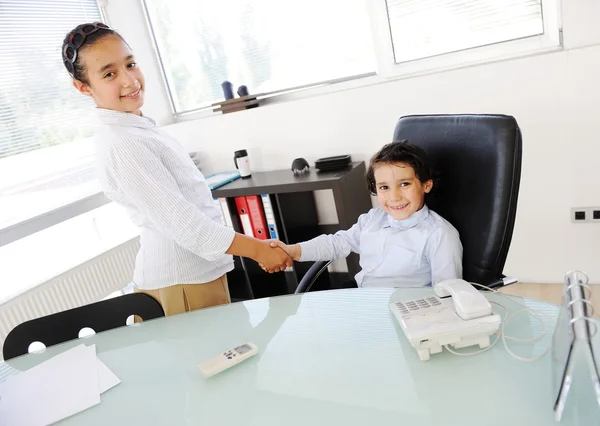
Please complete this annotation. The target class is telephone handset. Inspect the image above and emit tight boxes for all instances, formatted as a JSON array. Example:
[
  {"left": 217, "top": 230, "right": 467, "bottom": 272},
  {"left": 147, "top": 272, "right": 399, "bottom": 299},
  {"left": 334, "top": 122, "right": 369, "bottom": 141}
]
[
  {"left": 433, "top": 278, "right": 492, "bottom": 320},
  {"left": 390, "top": 279, "right": 501, "bottom": 361}
]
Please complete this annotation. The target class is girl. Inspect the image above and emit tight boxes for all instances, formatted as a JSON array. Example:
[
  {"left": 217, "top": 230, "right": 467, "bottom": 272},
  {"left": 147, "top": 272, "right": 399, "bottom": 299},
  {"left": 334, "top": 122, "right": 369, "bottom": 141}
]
[{"left": 62, "top": 23, "right": 291, "bottom": 315}]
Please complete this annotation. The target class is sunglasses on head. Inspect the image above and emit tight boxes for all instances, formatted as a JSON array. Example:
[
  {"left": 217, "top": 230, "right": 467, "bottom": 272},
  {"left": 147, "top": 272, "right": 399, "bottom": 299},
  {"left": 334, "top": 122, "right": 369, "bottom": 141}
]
[{"left": 63, "top": 22, "right": 111, "bottom": 77}]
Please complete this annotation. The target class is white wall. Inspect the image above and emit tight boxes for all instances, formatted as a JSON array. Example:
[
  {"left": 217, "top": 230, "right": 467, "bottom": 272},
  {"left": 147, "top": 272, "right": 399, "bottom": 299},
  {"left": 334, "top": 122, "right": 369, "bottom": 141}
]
[{"left": 105, "top": 1, "right": 600, "bottom": 284}]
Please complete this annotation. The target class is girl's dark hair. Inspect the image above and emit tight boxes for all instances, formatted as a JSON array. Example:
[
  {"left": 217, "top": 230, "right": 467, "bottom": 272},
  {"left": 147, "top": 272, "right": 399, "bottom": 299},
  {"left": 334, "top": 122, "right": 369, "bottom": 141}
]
[
  {"left": 62, "top": 22, "right": 122, "bottom": 84},
  {"left": 365, "top": 140, "right": 435, "bottom": 194}
]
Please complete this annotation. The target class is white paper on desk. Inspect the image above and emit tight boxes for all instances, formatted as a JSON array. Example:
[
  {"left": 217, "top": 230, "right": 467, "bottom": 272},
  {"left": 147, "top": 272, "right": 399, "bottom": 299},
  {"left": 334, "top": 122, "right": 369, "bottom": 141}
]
[
  {"left": 0, "top": 344, "right": 101, "bottom": 426},
  {"left": 96, "top": 355, "right": 121, "bottom": 394}
]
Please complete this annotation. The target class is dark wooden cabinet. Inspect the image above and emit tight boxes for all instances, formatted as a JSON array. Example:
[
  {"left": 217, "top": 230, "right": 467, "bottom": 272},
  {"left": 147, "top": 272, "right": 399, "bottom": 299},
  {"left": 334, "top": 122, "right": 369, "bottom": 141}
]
[{"left": 212, "top": 162, "right": 372, "bottom": 300}]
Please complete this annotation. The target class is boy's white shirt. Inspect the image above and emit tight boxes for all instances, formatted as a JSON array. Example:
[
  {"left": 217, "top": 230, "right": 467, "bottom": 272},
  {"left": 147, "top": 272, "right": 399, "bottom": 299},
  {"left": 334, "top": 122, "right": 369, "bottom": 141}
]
[
  {"left": 94, "top": 108, "right": 234, "bottom": 290},
  {"left": 299, "top": 205, "right": 463, "bottom": 288}
]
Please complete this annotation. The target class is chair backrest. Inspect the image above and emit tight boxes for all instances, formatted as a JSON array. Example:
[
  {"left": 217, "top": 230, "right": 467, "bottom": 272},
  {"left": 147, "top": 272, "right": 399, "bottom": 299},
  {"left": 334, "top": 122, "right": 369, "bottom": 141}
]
[
  {"left": 393, "top": 114, "right": 522, "bottom": 286},
  {"left": 2, "top": 293, "right": 164, "bottom": 360}
]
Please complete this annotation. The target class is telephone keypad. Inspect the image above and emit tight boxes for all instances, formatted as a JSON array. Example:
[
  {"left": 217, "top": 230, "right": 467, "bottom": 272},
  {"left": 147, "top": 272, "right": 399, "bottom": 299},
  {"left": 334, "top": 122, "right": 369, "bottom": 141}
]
[{"left": 395, "top": 296, "right": 444, "bottom": 316}]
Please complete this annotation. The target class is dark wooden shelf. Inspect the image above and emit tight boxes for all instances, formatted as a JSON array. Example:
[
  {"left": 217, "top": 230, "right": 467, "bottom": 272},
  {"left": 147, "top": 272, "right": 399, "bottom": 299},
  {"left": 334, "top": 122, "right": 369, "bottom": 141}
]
[
  {"left": 218, "top": 161, "right": 371, "bottom": 299},
  {"left": 212, "top": 162, "right": 364, "bottom": 198}
]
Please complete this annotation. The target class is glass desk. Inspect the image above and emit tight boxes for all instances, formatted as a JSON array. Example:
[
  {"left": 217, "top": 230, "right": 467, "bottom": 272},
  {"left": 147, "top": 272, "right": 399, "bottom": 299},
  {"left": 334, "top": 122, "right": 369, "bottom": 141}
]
[{"left": 1, "top": 288, "right": 598, "bottom": 425}]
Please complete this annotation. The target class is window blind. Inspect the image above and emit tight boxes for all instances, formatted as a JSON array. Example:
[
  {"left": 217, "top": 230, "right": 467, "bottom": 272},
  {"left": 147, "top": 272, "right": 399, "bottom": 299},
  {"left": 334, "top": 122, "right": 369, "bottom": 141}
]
[
  {"left": 0, "top": 0, "right": 102, "bottom": 158},
  {"left": 0, "top": 0, "right": 103, "bottom": 234}
]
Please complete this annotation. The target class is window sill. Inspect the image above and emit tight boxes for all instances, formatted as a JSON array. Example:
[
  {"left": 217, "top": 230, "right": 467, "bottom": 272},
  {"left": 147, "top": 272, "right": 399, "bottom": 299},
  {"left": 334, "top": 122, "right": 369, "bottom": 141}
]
[
  {"left": 0, "top": 203, "right": 139, "bottom": 306},
  {"left": 0, "top": 191, "right": 112, "bottom": 247}
]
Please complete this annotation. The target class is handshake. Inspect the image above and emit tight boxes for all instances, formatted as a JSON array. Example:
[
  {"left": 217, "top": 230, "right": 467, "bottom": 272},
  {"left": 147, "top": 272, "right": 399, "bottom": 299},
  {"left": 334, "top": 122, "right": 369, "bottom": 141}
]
[{"left": 256, "top": 240, "right": 302, "bottom": 273}]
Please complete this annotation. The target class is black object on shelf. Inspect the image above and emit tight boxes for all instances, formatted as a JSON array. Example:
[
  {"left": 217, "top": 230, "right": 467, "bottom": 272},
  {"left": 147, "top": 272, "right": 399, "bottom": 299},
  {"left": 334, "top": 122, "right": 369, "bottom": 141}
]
[
  {"left": 291, "top": 158, "right": 310, "bottom": 175},
  {"left": 315, "top": 155, "right": 352, "bottom": 172}
]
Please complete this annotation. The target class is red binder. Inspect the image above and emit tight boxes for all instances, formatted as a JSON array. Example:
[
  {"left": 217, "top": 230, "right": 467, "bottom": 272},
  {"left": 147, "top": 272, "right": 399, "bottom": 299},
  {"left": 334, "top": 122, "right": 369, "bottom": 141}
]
[
  {"left": 234, "top": 196, "right": 254, "bottom": 237},
  {"left": 245, "top": 195, "right": 268, "bottom": 240}
]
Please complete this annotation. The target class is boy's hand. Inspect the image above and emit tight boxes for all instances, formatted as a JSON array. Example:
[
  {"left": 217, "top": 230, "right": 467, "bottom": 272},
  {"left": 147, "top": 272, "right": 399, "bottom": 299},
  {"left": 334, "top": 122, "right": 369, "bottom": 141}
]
[
  {"left": 268, "top": 240, "right": 301, "bottom": 261},
  {"left": 255, "top": 240, "right": 292, "bottom": 273}
]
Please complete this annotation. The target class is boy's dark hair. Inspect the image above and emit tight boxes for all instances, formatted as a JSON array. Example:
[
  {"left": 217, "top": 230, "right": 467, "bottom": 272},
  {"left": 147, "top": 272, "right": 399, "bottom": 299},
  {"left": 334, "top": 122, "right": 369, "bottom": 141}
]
[
  {"left": 62, "top": 22, "right": 123, "bottom": 85},
  {"left": 366, "top": 140, "right": 434, "bottom": 194}
]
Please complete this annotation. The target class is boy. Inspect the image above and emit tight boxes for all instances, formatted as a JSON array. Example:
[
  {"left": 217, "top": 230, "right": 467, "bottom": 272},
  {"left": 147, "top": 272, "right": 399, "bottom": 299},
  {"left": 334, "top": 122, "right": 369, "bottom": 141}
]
[{"left": 269, "top": 141, "right": 463, "bottom": 287}]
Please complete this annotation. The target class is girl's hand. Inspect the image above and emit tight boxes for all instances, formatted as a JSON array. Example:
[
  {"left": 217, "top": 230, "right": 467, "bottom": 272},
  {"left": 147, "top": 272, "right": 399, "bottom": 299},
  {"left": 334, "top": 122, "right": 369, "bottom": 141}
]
[
  {"left": 258, "top": 240, "right": 301, "bottom": 273},
  {"left": 255, "top": 240, "right": 292, "bottom": 273}
]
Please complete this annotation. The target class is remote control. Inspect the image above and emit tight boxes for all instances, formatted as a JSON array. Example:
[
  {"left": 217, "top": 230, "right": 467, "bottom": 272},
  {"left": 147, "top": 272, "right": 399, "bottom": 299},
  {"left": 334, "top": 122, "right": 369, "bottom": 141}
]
[{"left": 198, "top": 342, "right": 259, "bottom": 378}]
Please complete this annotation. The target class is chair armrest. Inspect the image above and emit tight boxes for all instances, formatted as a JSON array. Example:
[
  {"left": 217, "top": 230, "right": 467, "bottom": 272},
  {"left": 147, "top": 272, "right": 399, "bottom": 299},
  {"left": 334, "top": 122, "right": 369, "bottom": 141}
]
[
  {"left": 295, "top": 261, "right": 332, "bottom": 294},
  {"left": 485, "top": 275, "right": 519, "bottom": 289}
]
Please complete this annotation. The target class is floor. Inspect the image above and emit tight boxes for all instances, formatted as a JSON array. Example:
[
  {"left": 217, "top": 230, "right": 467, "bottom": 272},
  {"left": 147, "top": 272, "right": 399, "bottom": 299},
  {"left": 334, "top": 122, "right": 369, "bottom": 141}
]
[{"left": 500, "top": 283, "right": 600, "bottom": 318}]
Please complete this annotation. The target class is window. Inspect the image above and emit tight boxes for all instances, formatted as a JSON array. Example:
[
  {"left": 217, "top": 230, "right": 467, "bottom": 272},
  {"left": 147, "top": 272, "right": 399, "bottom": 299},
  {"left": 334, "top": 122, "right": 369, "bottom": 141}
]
[
  {"left": 384, "top": 0, "right": 545, "bottom": 64},
  {"left": 0, "top": 0, "right": 105, "bottom": 245},
  {"left": 141, "top": 0, "right": 376, "bottom": 114},
  {"left": 144, "top": 0, "right": 558, "bottom": 116}
]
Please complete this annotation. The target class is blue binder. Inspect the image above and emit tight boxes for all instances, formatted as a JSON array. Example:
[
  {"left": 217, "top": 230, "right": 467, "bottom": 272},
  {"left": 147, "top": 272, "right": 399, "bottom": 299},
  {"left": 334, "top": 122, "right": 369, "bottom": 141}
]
[{"left": 205, "top": 171, "right": 241, "bottom": 190}]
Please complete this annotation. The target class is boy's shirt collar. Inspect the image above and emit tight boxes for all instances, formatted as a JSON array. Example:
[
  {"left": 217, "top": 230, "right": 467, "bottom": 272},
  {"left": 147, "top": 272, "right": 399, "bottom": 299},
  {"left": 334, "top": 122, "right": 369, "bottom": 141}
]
[
  {"left": 386, "top": 205, "right": 429, "bottom": 230},
  {"left": 96, "top": 108, "right": 156, "bottom": 128}
]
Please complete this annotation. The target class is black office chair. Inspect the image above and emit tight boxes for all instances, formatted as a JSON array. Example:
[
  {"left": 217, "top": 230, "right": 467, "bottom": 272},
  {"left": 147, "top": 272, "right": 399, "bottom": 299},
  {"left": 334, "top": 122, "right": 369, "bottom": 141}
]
[
  {"left": 2, "top": 293, "right": 165, "bottom": 360},
  {"left": 295, "top": 114, "right": 522, "bottom": 293}
]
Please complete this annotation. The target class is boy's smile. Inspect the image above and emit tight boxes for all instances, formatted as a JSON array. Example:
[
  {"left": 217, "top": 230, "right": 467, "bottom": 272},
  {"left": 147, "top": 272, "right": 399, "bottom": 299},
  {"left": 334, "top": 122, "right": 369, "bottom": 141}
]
[{"left": 374, "top": 162, "right": 432, "bottom": 221}]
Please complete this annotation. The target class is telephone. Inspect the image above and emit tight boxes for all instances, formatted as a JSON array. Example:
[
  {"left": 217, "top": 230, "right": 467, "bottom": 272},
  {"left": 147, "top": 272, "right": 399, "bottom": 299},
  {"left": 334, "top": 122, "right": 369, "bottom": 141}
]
[{"left": 390, "top": 279, "right": 501, "bottom": 361}]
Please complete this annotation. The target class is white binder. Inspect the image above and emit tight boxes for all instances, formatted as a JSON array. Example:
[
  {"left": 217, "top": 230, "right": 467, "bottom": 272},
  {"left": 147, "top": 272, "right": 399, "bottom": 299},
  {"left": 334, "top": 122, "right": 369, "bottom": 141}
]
[
  {"left": 218, "top": 198, "right": 233, "bottom": 227},
  {"left": 260, "top": 194, "right": 280, "bottom": 239}
]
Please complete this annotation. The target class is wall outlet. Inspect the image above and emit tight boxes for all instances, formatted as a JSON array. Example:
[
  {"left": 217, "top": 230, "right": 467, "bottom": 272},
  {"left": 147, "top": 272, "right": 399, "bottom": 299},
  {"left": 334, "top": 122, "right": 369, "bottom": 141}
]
[
  {"left": 571, "top": 207, "right": 600, "bottom": 223},
  {"left": 572, "top": 207, "right": 590, "bottom": 223}
]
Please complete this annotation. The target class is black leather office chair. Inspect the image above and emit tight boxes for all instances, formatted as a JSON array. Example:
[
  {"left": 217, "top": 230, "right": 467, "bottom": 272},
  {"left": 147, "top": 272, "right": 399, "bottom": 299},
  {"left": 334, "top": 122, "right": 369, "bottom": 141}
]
[
  {"left": 2, "top": 293, "right": 165, "bottom": 360},
  {"left": 295, "top": 114, "right": 522, "bottom": 293}
]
